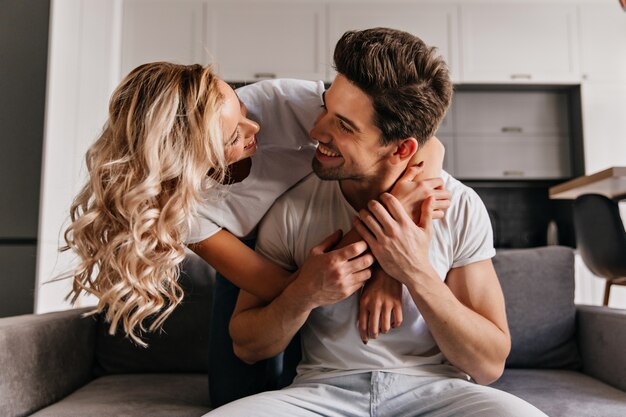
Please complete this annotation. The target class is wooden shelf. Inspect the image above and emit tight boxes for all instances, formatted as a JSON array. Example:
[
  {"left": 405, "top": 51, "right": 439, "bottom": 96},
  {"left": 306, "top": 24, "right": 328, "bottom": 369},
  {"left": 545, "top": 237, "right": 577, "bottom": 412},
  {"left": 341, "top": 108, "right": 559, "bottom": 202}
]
[{"left": 549, "top": 167, "right": 626, "bottom": 200}]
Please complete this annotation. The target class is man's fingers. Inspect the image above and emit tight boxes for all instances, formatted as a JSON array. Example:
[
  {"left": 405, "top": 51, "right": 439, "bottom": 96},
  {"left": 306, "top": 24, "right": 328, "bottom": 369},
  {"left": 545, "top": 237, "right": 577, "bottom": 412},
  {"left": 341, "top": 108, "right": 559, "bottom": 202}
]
[
  {"left": 359, "top": 207, "right": 385, "bottom": 239},
  {"left": 310, "top": 229, "right": 343, "bottom": 255},
  {"left": 353, "top": 216, "right": 376, "bottom": 247},
  {"left": 365, "top": 201, "right": 395, "bottom": 234},
  {"left": 381, "top": 193, "right": 413, "bottom": 225}
]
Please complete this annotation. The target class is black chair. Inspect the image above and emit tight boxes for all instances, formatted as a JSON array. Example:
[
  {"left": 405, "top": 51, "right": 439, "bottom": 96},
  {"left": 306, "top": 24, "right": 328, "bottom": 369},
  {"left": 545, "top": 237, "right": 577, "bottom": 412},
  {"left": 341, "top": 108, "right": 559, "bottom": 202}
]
[{"left": 573, "top": 194, "right": 626, "bottom": 306}]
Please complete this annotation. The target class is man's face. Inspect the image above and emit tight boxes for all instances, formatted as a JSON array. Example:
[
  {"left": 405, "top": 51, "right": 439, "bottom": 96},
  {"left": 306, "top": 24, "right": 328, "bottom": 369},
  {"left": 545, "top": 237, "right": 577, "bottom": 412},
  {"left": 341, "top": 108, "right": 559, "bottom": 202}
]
[{"left": 309, "top": 75, "right": 394, "bottom": 181}]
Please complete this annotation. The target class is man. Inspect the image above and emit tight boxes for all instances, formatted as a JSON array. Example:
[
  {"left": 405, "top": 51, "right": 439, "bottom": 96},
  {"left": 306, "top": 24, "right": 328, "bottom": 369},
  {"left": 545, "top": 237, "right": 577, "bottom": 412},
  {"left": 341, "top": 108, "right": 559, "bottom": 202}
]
[{"left": 207, "top": 28, "right": 547, "bottom": 416}]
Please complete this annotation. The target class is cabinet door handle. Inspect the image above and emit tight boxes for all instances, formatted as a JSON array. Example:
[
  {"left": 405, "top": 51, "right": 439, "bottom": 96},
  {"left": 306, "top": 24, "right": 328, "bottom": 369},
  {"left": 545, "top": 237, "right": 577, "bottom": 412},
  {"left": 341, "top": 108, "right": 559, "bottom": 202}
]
[
  {"left": 503, "top": 170, "right": 525, "bottom": 177},
  {"left": 510, "top": 74, "right": 532, "bottom": 80},
  {"left": 501, "top": 127, "right": 523, "bottom": 133},
  {"left": 254, "top": 72, "right": 276, "bottom": 79}
]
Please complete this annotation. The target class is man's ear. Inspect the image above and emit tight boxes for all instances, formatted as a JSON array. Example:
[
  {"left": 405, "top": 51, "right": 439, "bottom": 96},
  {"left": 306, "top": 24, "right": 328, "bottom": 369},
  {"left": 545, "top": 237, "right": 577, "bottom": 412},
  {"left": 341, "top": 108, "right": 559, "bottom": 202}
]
[{"left": 390, "top": 137, "right": 419, "bottom": 165}]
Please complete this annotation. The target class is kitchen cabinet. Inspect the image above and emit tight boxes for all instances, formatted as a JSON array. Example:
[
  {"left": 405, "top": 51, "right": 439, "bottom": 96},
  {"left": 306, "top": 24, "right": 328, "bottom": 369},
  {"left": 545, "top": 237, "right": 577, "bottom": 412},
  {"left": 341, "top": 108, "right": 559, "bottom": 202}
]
[
  {"left": 455, "top": 91, "right": 570, "bottom": 136},
  {"left": 455, "top": 135, "right": 570, "bottom": 179},
  {"left": 579, "top": 2, "right": 626, "bottom": 83},
  {"left": 459, "top": 4, "right": 580, "bottom": 84},
  {"left": 206, "top": 2, "right": 326, "bottom": 81},
  {"left": 121, "top": 0, "right": 205, "bottom": 76},
  {"left": 327, "top": 3, "right": 459, "bottom": 82},
  {"left": 453, "top": 91, "right": 571, "bottom": 179}
]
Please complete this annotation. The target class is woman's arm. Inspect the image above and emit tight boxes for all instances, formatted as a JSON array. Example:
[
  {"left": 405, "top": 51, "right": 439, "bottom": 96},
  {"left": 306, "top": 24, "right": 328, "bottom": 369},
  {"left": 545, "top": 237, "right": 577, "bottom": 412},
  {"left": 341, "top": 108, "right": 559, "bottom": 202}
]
[
  {"left": 189, "top": 227, "right": 371, "bottom": 304},
  {"left": 189, "top": 230, "right": 294, "bottom": 302}
]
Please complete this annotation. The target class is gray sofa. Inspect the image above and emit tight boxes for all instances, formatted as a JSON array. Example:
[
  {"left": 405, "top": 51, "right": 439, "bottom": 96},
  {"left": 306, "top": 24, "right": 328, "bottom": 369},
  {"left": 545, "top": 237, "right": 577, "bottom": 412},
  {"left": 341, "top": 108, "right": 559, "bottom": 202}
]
[{"left": 1, "top": 246, "right": 625, "bottom": 416}]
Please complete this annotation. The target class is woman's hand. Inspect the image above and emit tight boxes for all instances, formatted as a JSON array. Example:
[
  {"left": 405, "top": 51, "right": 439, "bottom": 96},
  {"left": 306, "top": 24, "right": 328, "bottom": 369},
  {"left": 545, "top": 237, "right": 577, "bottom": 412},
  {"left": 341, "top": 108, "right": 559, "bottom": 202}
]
[
  {"left": 390, "top": 165, "right": 451, "bottom": 223},
  {"left": 358, "top": 267, "right": 403, "bottom": 344}
]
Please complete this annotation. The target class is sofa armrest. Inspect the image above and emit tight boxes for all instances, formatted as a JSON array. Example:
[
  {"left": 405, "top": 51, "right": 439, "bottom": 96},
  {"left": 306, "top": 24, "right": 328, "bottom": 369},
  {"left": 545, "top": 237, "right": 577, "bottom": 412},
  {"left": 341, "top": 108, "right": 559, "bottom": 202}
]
[
  {"left": 0, "top": 308, "right": 96, "bottom": 417},
  {"left": 577, "top": 304, "right": 626, "bottom": 391}
]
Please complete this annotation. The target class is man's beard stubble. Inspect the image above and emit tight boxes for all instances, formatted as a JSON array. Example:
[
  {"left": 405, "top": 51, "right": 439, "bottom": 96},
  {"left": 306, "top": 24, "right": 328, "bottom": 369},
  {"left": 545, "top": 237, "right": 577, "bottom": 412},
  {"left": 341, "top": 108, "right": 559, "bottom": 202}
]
[{"left": 311, "top": 158, "right": 371, "bottom": 183}]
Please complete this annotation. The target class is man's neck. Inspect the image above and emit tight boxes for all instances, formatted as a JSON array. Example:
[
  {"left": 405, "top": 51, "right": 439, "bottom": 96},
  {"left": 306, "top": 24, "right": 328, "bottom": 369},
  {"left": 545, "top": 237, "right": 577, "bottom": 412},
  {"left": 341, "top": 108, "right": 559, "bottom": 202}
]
[{"left": 338, "top": 173, "right": 400, "bottom": 212}]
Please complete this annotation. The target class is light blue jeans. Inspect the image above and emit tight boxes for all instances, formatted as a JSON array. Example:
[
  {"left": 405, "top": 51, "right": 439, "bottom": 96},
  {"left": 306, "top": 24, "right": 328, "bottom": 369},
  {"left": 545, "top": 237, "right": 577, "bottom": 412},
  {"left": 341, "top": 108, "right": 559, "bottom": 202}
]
[{"left": 205, "top": 371, "right": 547, "bottom": 417}]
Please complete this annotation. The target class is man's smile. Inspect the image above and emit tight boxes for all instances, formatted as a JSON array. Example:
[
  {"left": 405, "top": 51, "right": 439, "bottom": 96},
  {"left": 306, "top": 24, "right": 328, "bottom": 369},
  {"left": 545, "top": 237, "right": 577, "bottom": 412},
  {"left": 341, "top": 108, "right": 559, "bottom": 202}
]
[{"left": 316, "top": 143, "right": 341, "bottom": 158}]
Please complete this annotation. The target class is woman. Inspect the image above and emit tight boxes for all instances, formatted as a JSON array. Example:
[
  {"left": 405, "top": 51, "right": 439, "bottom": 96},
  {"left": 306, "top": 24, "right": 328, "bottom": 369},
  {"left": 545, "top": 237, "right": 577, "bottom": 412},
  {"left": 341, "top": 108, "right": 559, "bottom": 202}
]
[{"left": 63, "top": 62, "right": 448, "bottom": 404}]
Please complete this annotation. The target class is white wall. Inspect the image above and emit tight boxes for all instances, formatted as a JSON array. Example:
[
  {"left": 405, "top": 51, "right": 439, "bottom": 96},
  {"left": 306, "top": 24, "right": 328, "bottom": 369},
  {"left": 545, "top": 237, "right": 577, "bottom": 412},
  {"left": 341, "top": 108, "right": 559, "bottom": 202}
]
[{"left": 36, "top": 0, "right": 122, "bottom": 313}]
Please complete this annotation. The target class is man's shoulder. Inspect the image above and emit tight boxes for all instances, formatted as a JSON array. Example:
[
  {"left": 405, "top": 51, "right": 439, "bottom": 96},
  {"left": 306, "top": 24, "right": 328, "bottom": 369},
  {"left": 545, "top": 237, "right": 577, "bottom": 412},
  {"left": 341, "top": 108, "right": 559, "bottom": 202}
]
[
  {"left": 442, "top": 171, "right": 478, "bottom": 202},
  {"left": 441, "top": 171, "right": 489, "bottom": 225}
]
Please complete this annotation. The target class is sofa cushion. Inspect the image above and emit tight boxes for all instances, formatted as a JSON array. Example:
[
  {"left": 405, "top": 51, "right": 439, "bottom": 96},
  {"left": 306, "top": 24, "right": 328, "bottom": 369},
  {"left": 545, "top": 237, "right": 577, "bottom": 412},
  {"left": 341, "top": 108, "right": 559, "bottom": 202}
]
[
  {"left": 94, "top": 252, "right": 215, "bottom": 375},
  {"left": 491, "top": 369, "right": 626, "bottom": 417},
  {"left": 29, "top": 374, "right": 211, "bottom": 417},
  {"left": 493, "top": 246, "right": 580, "bottom": 369}
]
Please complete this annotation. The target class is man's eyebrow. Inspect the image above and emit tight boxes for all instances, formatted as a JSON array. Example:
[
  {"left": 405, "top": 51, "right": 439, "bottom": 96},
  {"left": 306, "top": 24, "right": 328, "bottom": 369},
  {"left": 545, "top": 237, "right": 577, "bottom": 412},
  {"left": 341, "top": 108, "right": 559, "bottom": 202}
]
[{"left": 323, "top": 90, "right": 362, "bottom": 133}]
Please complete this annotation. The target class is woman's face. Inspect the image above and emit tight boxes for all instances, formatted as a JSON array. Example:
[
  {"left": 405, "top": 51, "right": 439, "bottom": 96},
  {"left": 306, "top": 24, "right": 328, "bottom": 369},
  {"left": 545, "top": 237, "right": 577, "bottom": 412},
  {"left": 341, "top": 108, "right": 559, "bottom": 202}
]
[{"left": 218, "top": 79, "right": 260, "bottom": 165}]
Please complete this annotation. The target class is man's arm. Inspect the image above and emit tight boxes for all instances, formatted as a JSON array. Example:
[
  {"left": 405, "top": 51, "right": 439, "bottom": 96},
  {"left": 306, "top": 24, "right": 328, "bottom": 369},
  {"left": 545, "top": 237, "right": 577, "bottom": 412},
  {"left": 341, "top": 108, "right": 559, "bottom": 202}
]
[
  {"left": 354, "top": 194, "right": 510, "bottom": 385},
  {"left": 423, "top": 259, "right": 510, "bottom": 384}
]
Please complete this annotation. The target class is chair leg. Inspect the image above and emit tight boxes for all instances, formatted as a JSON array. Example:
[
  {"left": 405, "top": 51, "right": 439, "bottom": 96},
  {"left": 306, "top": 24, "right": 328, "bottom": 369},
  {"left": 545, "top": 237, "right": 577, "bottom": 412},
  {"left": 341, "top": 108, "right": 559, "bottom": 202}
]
[{"left": 603, "top": 281, "right": 613, "bottom": 306}]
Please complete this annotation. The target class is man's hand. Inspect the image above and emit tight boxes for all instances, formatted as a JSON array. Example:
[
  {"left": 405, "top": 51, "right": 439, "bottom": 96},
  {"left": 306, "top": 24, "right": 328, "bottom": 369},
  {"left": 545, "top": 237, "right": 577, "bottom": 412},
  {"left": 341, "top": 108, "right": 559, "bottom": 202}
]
[
  {"left": 353, "top": 194, "right": 435, "bottom": 286},
  {"left": 291, "top": 230, "right": 375, "bottom": 310},
  {"left": 358, "top": 267, "right": 403, "bottom": 344},
  {"left": 391, "top": 165, "right": 451, "bottom": 223}
]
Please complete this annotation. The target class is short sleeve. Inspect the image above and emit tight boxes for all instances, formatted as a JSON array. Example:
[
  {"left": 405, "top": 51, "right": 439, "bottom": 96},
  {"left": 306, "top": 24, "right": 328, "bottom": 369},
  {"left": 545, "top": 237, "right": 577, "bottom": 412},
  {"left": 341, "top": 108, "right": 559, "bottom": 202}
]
[
  {"left": 255, "top": 197, "right": 297, "bottom": 271},
  {"left": 451, "top": 189, "right": 496, "bottom": 268},
  {"left": 186, "top": 215, "right": 222, "bottom": 244}
]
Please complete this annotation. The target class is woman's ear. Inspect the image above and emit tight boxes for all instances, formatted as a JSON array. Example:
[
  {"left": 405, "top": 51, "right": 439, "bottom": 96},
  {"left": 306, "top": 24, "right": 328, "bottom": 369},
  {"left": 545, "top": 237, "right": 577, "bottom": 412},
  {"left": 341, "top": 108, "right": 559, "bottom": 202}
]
[{"left": 390, "top": 137, "right": 419, "bottom": 165}]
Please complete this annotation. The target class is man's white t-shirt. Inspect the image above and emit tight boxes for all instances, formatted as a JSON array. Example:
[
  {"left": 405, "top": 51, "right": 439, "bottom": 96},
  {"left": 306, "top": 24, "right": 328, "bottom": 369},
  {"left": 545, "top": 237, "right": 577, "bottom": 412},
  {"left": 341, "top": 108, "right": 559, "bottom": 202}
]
[
  {"left": 187, "top": 79, "right": 324, "bottom": 243},
  {"left": 256, "top": 171, "right": 496, "bottom": 383}
]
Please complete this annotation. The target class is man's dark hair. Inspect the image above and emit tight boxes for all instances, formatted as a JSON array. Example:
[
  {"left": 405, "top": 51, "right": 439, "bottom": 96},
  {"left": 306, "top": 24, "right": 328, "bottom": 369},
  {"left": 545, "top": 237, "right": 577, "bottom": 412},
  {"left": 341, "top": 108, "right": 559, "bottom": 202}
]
[{"left": 333, "top": 27, "right": 453, "bottom": 147}]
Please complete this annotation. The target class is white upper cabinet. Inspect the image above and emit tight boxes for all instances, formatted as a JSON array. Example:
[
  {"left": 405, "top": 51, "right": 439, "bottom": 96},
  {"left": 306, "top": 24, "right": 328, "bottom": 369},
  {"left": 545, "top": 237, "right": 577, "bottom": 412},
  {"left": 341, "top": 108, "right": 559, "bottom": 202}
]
[
  {"left": 206, "top": 2, "right": 326, "bottom": 81},
  {"left": 459, "top": 4, "right": 580, "bottom": 84},
  {"left": 454, "top": 91, "right": 572, "bottom": 179},
  {"left": 579, "top": 2, "right": 626, "bottom": 82},
  {"left": 328, "top": 3, "right": 459, "bottom": 82},
  {"left": 121, "top": 0, "right": 205, "bottom": 77},
  {"left": 455, "top": 91, "right": 570, "bottom": 136}
]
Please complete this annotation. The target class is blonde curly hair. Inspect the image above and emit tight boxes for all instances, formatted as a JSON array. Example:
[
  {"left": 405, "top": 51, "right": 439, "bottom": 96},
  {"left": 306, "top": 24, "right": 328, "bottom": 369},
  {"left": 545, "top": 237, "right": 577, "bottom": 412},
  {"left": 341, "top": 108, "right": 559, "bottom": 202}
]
[{"left": 63, "top": 62, "right": 226, "bottom": 346}]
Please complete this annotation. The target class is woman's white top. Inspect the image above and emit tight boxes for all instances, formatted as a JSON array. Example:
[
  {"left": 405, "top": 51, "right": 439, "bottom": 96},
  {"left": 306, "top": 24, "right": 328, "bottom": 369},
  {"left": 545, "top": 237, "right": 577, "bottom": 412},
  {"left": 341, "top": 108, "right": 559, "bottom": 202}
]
[{"left": 186, "top": 79, "right": 324, "bottom": 243}]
